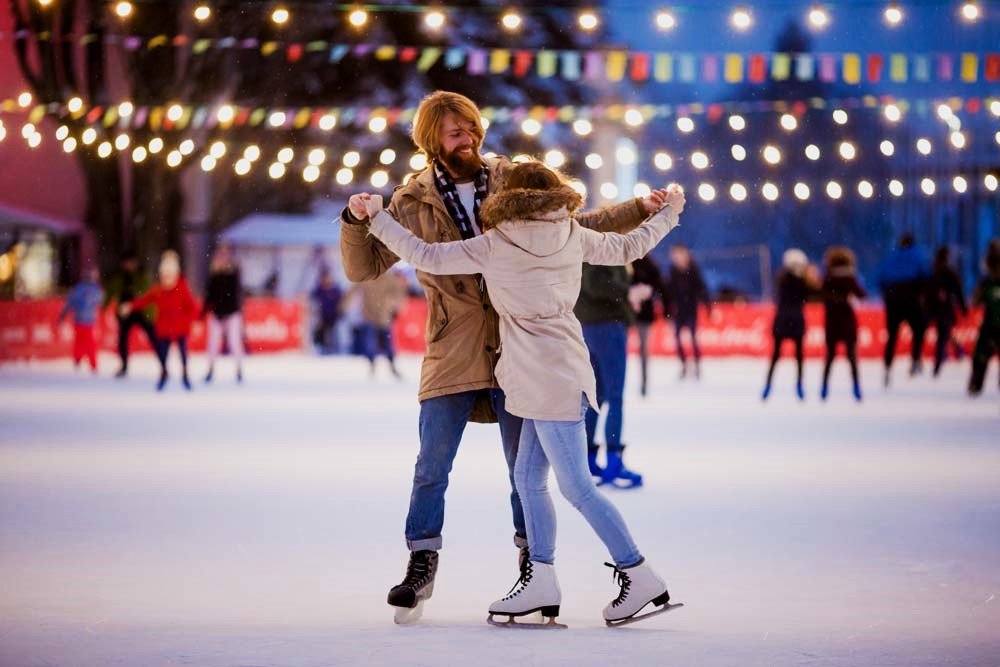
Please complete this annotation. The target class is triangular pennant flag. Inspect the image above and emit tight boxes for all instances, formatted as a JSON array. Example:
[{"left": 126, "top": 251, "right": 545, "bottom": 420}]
[
  {"left": 867, "top": 54, "right": 883, "bottom": 82},
  {"left": 329, "top": 45, "right": 349, "bottom": 62},
  {"left": 914, "top": 56, "right": 931, "bottom": 82},
  {"left": 890, "top": 54, "right": 907, "bottom": 82},
  {"left": 679, "top": 54, "right": 696, "bottom": 82},
  {"left": 417, "top": 47, "right": 441, "bottom": 71},
  {"left": 796, "top": 54, "right": 814, "bottom": 80},
  {"left": 513, "top": 51, "right": 533, "bottom": 78},
  {"left": 653, "top": 54, "right": 673, "bottom": 82},
  {"left": 724, "top": 54, "right": 744, "bottom": 83},
  {"left": 538, "top": 50, "right": 557, "bottom": 78},
  {"left": 584, "top": 51, "right": 603, "bottom": 80},
  {"left": 560, "top": 51, "right": 580, "bottom": 80},
  {"left": 630, "top": 53, "right": 650, "bottom": 82},
  {"left": 607, "top": 51, "right": 628, "bottom": 82},
  {"left": 443, "top": 48, "right": 465, "bottom": 70},
  {"left": 771, "top": 53, "right": 790, "bottom": 80},
  {"left": 490, "top": 49, "right": 511, "bottom": 74},
  {"left": 702, "top": 55, "right": 719, "bottom": 82},
  {"left": 467, "top": 49, "right": 487, "bottom": 75},
  {"left": 960, "top": 53, "right": 978, "bottom": 82},
  {"left": 843, "top": 54, "right": 861, "bottom": 84},
  {"left": 937, "top": 54, "right": 954, "bottom": 81}
]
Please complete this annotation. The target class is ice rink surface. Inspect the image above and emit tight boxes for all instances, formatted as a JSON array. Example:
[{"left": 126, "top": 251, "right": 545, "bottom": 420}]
[{"left": 1, "top": 352, "right": 998, "bottom": 666}]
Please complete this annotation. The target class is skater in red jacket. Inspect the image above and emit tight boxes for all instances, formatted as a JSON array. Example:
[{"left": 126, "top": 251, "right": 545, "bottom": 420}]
[{"left": 124, "top": 250, "right": 198, "bottom": 391}]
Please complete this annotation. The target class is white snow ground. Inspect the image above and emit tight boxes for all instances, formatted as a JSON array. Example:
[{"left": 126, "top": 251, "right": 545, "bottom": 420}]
[{"left": 0, "top": 352, "right": 998, "bottom": 667}]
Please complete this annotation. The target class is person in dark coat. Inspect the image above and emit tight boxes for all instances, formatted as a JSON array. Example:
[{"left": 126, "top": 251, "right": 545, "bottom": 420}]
[
  {"left": 763, "top": 249, "right": 819, "bottom": 401},
  {"left": 877, "top": 233, "right": 931, "bottom": 385},
  {"left": 820, "top": 247, "right": 866, "bottom": 402},
  {"left": 104, "top": 253, "right": 160, "bottom": 378},
  {"left": 629, "top": 255, "right": 670, "bottom": 396},
  {"left": 576, "top": 263, "right": 642, "bottom": 488},
  {"left": 666, "top": 245, "right": 711, "bottom": 379},
  {"left": 928, "top": 246, "right": 968, "bottom": 377},
  {"left": 311, "top": 269, "right": 342, "bottom": 354},
  {"left": 968, "top": 239, "right": 1000, "bottom": 395},
  {"left": 202, "top": 245, "right": 244, "bottom": 384}
]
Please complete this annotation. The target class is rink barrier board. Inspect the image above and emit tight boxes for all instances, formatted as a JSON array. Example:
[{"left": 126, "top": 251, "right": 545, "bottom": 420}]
[{"left": 0, "top": 297, "right": 984, "bottom": 361}]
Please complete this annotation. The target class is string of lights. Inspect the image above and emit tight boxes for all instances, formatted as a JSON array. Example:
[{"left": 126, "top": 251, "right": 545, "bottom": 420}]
[
  {"left": 22, "top": 1, "right": 995, "bottom": 33},
  {"left": 3, "top": 116, "right": 996, "bottom": 202}
]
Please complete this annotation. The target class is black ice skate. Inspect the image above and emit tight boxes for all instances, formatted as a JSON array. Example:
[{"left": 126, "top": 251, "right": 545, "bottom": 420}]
[{"left": 387, "top": 549, "right": 438, "bottom": 624}]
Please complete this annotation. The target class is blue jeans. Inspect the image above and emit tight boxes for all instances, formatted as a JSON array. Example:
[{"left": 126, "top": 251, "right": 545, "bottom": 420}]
[
  {"left": 582, "top": 322, "right": 627, "bottom": 448},
  {"left": 515, "top": 398, "right": 643, "bottom": 568},
  {"left": 406, "top": 388, "right": 527, "bottom": 551},
  {"left": 361, "top": 324, "right": 394, "bottom": 363}
]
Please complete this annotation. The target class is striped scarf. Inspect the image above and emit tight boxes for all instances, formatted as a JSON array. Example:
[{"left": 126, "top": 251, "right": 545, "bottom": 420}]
[{"left": 433, "top": 161, "right": 489, "bottom": 240}]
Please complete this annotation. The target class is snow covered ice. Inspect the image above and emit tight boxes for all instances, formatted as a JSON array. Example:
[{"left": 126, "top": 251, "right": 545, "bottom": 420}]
[{"left": 1, "top": 353, "right": 998, "bottom": 666}]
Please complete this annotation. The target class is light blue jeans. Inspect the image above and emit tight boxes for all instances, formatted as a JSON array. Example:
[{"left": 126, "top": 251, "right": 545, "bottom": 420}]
[{"left": 514, "top": 397, "right": 643, "bottom": 568}]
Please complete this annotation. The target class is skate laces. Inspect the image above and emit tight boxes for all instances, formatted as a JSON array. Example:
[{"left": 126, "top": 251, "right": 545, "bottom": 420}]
[
  {"left": 402, "top": 552, "right": 434, "bottom": 588},
  {"left": 605, "top": 562, "right": 631, "bottom": 608},
  {"left": 503, "top": 560, "right": 534, "bottom": 600}
]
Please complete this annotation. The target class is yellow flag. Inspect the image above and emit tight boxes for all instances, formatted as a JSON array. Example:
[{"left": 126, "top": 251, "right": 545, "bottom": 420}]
[
  {"left": 961, "top": 53, "right": 978, "bottom": 82},
  {"left": 607, "top": 51, "right": 627, "bottom": 82},
  {"left": 490, "top": 49, "right": 511, "bottom": 74},
  {"left": 843, "top": 54, "right": 861, "bottom": 84},
  {"left": 890, "top": 54, "right": 907, "bottom": 82},
  {"left": 375, "top": 46, "right": 396, "bottom": 60},
  {"left": 724, "top": 54, "right": 743, "bottom": 83},
  {"left": 654, "top": 54, "right": 673, "bottom": 82}
]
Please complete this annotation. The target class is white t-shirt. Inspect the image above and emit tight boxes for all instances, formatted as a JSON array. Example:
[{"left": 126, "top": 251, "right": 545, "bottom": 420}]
[{"left": 455, "top": 182, "right": 482, "bottom": 236}]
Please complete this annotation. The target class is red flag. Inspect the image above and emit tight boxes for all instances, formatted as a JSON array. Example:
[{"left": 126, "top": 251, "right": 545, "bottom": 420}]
[
  {"left": 867, "top": 54, "right": 883, "bottom": 82},
  {"left": 630, "top": 53, "right": 650, "bottom": 81},
  {"left": 86, "top": 107, "right": 103, "bottom": 123},
  {"left": 399, "top": 47, "right": 418, "bottom": 63},
  {"left": 966, "top": 98, "right": 981, "bottom": 114},
  {"left": 986, "top": 54, "right": 1000, "bottom": 81},
  {"left": 749, "top": 54, "right": 766, "bottom": 82},
  {"left": 287, "top": 44, "right": 303, "bottom": 63},
  {"left": 235, "top": 107, "right": 251, "bottom": 126},
  {"left": 513, "top": 51, "right": 533, "bottom": 78}
]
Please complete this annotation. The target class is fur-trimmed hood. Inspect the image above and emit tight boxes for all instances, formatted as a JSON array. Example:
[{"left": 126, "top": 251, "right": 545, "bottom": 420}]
[{"left": 480, "top": 184, "right": 584, "bottom": 230}]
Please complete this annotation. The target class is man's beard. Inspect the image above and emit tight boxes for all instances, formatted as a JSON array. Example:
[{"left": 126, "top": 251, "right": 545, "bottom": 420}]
[{"left": 440, "top": 146, "right": 483, "bottom": 179}]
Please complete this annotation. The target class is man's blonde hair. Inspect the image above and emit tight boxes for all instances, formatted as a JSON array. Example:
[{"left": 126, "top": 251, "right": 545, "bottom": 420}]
[{"left": 411, "top": 91, "right": 484, "bottom": 160}]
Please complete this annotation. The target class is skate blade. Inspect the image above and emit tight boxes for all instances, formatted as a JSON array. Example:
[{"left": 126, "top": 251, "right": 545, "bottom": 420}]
[
  {"left": 606, "top": 602, "right": 683, "bottom": 628},
  {"left": 393, "top": 600, "right": 425, "bottom": 625},
  {"left": 487, "top": 614, "right": 567, "bottom": 630}
]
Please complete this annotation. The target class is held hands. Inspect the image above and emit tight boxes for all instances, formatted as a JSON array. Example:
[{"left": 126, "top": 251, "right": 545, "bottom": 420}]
[
  {"left": 642, "top": 184, "right": 685, "bottom": 215},
  {"left": 363, "top": 194, "right": 384, "bottom": 219},
  {"left": 348, "top": 193, "right": 375, "bottom": 220}
]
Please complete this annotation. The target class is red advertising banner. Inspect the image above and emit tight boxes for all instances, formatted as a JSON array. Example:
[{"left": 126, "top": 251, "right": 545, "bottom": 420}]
[
  {"left": 1, "top": 297, "right": 983, "bottom": 361},
  {"left": 0, "top": 298, "right": 302, "bottom": 361},
  {"left": 391, "top": 299, "right": 984, "bottom": 359}
]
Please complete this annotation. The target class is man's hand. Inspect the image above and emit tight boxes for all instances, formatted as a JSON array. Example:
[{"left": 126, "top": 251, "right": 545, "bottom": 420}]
[
  {"left": 643, "top": 183, "right": 685, "bottom": 215},
  {"left": 348, "top": 193, "right": 374, "bottom": 221},
  {"left": 363, "top": 194, "right": 384, "bottom": 219}
]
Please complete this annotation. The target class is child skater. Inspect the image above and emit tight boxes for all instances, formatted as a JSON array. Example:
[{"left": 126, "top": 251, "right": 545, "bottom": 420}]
[
  {"left": 57, "top": 267, "right": 104, "bottom": 373},
  {"left": 820, "top": 246, "right": 866, "bottom": 401},
  {"left": 359, "top": 162, "right": 686, "bottom": 628}
]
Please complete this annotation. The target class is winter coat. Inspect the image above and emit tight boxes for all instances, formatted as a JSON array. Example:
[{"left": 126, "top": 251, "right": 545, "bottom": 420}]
[
  {"left": 339, "top": 155, "right": 648, "bottom": 422},
  {"left": 973, "top": 276, "right": 1000, "bottom": 332},
  {"left": 59, "top": 281, "right": 103, "bottom": 326},
  {"left": 877, "top": 246, "right": 930, "bottom": 301},
  {"left": 366, "top": 184, "right": 681, "bottom": 421},
  {"left": 630, "top": 256, "right": 669, "bottom": 325},
  {"left": 311, "top": 284, "right": 342, "bottom": 324},
  {"left": 104, "top": 267, "right": 153, "bottom": 318},
  {"left": 667, "top": 263, "right": 710, "bottom": 323},
  {"left": 822, "top": 269, "right": 866, "bottom": 344},
  {"left": 353, "top": 271, "right": 408, "bottom": 329},
  {"left": 928, "top": 265, "right": 967, "bottom": 325},
  {"left": 131, "top": 277, "right": 199, "bottom": 339},
  {"left": 772, "top": 270, "right": 813, "bottom": 339},
  {"left": 575, "top": 265, "right": 634, "bottom": 326},
  {"left": 203, "top": 267, "right": 242, "bottom": 318}
]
